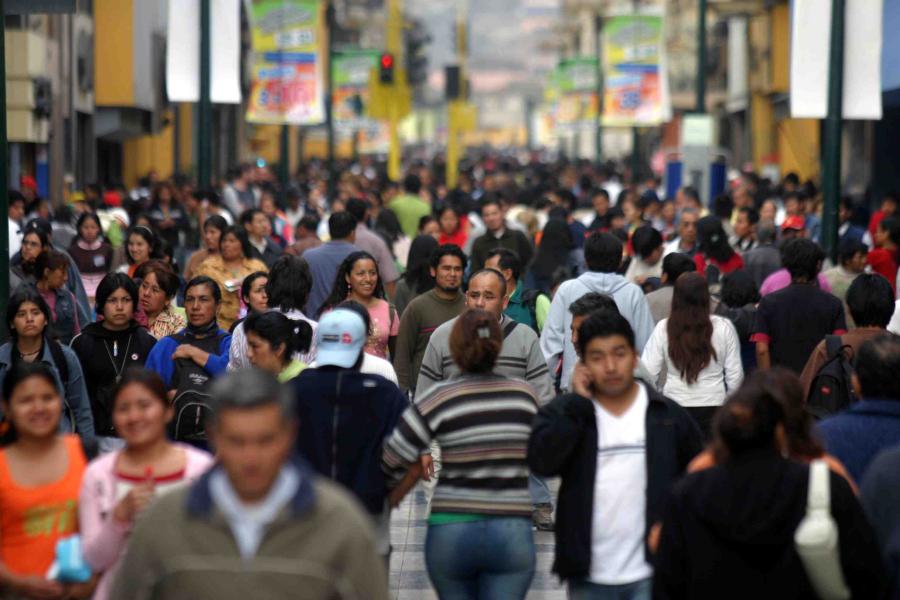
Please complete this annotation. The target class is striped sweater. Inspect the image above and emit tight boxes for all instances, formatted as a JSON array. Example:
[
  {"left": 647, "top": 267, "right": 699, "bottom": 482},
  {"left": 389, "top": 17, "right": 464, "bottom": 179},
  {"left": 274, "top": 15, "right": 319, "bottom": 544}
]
[{"left": 382, "top": 374, "right": 539, "bottom": 517}]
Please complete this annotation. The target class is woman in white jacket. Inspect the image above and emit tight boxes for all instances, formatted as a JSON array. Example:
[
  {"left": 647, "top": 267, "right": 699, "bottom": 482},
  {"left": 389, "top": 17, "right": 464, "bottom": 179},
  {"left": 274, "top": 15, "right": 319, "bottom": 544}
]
[{"left": 642, "top": 272, "right": 743, "bottom": 437}]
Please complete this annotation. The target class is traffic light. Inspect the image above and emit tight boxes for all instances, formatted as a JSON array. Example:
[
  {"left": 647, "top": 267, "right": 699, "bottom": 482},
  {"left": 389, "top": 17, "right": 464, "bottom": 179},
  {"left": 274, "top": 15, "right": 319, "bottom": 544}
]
[
  {"left": 445, "top": 65, "right": 461, "bottom": 100},
  {"left": 379, "top": 53, "right": 395, "bottom": 85},
  {"left": 405, "top": 19, "right": 431, "bottom": 87}
]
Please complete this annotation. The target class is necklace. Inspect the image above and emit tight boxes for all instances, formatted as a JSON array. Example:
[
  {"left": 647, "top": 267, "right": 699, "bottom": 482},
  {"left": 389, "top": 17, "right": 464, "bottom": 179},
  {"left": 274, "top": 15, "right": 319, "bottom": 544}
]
[{"left": 103, "top": 335, "right": 133, "bottom": 384}]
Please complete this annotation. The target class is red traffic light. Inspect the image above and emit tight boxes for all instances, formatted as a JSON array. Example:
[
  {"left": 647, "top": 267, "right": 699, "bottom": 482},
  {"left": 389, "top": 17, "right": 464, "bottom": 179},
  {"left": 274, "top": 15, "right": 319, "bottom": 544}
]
[
  {"left": 379, "top": 53, "right": 395, "bottom": 84},
  {"left": 380, "top": 53, "right": 394, "bottom": 69}
]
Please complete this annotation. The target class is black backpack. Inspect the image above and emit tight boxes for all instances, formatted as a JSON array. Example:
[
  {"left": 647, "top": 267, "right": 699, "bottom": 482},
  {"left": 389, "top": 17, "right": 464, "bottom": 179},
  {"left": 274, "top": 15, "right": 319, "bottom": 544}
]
[
  {"left": 167, "top": 331, "right": 226, "bottom": 448},
  {"left": 806, "top": 335, "right": 858, "bottom": 419}
]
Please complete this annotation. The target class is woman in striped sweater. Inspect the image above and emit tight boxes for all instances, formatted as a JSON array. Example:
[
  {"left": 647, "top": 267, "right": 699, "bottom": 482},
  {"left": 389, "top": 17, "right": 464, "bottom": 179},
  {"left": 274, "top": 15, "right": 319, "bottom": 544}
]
[{"left": 383, "top": 309, "right": 539, "bottom": 599}]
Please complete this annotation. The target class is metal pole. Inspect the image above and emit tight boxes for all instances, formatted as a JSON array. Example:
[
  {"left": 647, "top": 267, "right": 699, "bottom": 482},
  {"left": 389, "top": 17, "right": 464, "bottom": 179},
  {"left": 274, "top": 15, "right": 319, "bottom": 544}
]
[
  {"left": 279, "top": 124, "right": 290, "bottom": 203},
  {"left": 0, "top": 0, "right": 9, "bottom": 328},
  {"left": 325, "top": 1, "right": 337, "bottom": 200},
  {"left": 821, "top": 0, "right": 845, "bottom": 262},
  {"left": 696, "top": 0, "right": 707, "bottom": 113},
  {"left": 386, "top": 0, "right": 402, "bottom": 182},
  {"left": 595, "top": 15, "right": 603, "bottom": 163},
  {"left": 197, "top": 0, "right": 212, "bottom": 188}
]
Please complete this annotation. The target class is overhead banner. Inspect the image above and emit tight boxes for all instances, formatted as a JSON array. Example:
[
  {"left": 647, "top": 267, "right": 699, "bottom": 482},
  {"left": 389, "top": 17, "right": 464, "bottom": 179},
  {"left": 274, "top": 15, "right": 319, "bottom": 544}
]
[
  {"left": 789, "top": 0, "right": 882, "bottom": 120},
  {"left": 245, "top": 0, "right": 325, "bottom": 125},
  {"left": 332, "top": 50, "right": 379, "bottom": 129},
  {"left": 166, "top": 0, "right": 242, "bottom": 104},
  {"left": 554, "top": 57, "right": 599, "bottom": 130},
  {"left": 601, "top": 14, "right": 671, "bottom": 127}
]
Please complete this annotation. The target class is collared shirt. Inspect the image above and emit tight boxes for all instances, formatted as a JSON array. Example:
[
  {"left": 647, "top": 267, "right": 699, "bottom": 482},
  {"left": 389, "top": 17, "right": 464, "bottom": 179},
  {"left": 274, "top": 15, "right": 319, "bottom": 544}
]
[{"left": 150, "top": 305, "right": 187, "bottom": 340}]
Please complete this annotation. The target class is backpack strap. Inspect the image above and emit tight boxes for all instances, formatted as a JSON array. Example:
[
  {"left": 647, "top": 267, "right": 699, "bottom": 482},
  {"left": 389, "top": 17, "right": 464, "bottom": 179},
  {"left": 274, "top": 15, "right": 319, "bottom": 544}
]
[
  {"left": 824, "top": 335, "right": 844, "bottom": 361},
  {"left": 807, "top": 459, "right": 830, "bottom": 513},
  {"left": 502, "top": 319, "right": 519, "bottom": 340},
  {"left": 47, "top": 340, "right": 70, "bottom": 386}
]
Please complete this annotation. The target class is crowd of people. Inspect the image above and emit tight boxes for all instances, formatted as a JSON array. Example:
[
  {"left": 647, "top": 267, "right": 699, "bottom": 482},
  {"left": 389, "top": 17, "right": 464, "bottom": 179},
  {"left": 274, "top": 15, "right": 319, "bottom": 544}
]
[{"left": 2, "top": 156, "right": 900, "bottom": 599}]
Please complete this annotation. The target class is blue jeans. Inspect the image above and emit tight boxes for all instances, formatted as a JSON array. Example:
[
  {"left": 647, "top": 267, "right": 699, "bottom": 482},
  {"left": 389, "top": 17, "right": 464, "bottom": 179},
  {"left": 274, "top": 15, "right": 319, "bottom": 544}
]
[
  {"left": 528, "top": 473, "right": 553, "bottom": 506},
  {"left": 568, "top": 578, "right": 652, "bottom": 600},
  {"left": 426, "top": 518, "right": 535, "bottom": 600}
]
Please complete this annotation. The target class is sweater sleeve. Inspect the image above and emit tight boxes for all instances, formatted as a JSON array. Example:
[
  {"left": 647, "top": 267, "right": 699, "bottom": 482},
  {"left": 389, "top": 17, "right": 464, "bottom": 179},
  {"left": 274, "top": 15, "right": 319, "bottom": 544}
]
[
  {"left": 393, "top": 302, "right": 420, "bottom": 392},
  {"left": 414, "top": 333, "right": 444, "bottom": 400},
  {"left": 382, "top": 403, "right": 433, "bottom": 484},
  {"left": 203, "top": 334, "right": 233, "bottom": 376},
  {"left": 79, "top": 459, "right": 132, "bottom": 572},
  {"left": 524, "top": 332, "right": 554, "bottom": 406}
]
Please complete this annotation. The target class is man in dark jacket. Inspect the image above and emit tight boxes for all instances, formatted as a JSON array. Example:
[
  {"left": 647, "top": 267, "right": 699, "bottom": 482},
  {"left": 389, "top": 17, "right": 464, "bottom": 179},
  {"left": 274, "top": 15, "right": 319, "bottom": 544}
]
[
  {"left": 528, "top": 311, "right": 703, "bottom": 598},
  {"left": 291, "top": 308, "right": 408, "bottom": 560}
]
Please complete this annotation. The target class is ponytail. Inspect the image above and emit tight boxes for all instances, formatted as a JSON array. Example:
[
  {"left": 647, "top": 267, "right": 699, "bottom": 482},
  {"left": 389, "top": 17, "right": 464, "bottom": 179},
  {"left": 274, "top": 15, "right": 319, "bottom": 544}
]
[{"left": 244, "top": 311, "right": 312, "bottom": 364}]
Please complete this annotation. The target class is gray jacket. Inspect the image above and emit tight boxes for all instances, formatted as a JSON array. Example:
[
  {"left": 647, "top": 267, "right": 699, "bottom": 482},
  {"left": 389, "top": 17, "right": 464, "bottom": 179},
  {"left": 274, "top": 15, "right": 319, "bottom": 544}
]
[{"left": 416, "top": 314, "right": 554, "bottom": 405}]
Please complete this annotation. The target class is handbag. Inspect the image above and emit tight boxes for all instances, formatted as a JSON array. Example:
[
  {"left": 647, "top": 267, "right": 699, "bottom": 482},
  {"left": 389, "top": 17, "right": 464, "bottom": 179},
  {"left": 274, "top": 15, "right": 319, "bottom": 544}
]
[{"left": 794, "top": 459, "right": 851, "bottom": 600}]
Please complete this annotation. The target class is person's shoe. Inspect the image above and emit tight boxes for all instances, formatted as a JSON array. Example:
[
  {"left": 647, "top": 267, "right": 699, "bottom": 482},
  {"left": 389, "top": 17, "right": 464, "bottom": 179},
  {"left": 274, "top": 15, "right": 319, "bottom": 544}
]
[{"left": 532, "top": 503, "right": 554, "bottom": 531}]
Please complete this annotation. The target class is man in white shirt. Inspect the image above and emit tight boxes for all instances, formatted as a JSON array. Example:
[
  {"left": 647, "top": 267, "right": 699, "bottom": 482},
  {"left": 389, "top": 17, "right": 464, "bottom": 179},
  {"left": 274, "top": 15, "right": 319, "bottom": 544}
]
[
  {"left": 529, "top": 311, "right": 703, "bottom": 599},
  {"left": 8, "top": 191, "right": 25, "bottom": 257}
]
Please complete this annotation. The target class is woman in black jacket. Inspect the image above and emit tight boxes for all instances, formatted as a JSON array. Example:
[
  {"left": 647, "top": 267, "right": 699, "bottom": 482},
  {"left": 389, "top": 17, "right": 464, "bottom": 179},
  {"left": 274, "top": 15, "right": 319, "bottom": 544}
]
[
  {"left": 70, "top": 273, "right": 157, "bottom": 451},
  {"left": 654, "top": 371, "right": 885, "bottom": 599}
]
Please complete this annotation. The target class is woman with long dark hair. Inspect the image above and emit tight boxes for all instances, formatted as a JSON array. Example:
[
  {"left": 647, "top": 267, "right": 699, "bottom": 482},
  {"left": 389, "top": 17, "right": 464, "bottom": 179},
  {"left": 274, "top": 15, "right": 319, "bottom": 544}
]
[
  {"left": 524, "top": 219, "right": 584, "bottom": 295},
  {"left": 694, "top": 216, "right": 743, "bottom": 283},
  {"left": 318, "top": 251, "right": 399, "bottom": 359},
  {"left": 243, "top": 311, "right": 312, "bottom": 382},
  {"left": 69, "top": 212, "right": 114, "bottom": 301},
  {"left": 117, "top": 225, "right": 161, "bottom": 279},
  {"left": 392, "top": 234, "right": 439, "bottom": 315},
  {"left": 642, "top": 272, "right": 743, "bottom": 436}
]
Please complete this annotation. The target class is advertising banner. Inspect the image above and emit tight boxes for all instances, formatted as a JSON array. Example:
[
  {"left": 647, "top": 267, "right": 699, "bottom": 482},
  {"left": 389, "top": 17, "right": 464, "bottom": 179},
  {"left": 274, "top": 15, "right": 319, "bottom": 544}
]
[
  {"left": 246, "top": 0, "right": 325, "bottom": 125},
  {"left": 332, "top": 50, "right": 379, "bottom": 129},
  {"left": 601, "top": 14, "right": 671, "bottom": 127}
]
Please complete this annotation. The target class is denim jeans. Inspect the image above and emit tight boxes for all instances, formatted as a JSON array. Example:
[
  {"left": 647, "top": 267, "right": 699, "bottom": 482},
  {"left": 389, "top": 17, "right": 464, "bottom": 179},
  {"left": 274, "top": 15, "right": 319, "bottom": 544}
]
[
  {"left": 568, "top": 578, "right": 652, "bottom": 600},
  {"left": 528, "top": 473, "right": 553, "bottom": 507},
  {"left": 426, "top": 518, "right": 535, "bottom": 600}
]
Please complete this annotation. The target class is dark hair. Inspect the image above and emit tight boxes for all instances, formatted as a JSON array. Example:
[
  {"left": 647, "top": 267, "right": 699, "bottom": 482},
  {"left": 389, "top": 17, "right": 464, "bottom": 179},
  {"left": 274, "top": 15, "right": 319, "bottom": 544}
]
[
  {"left": 6, "top": 287, "right": 51, "bottom": 341},
  {"left": 713, "top": 195, "right": 734, "bottom": 220},
  {"left": 430, "top": 244, "right": 467, "bottom": 271},
  {"left": 713, "top": 377, "right": 786, "bottom": 459},
  {"left": 328, "top": 211, "right": 357, "bottom": 240},
  {"left": 756, "top": 222, "right": 777, "bottom": 244},
  {"left": 418, "top": 214, "right": 437, "bottom": 233},
  {"left": 680, "top": 186, "right": 701, "bottom": 205},
  {"left": 203, "top": 214, "right": 228, "bottom": 233},
  {"left": 402, "top": 235, "right": 439, "bottom": 293},
  {"left": 530, "top": 220, "right": 575, "bottom": 280},
  {"left": 576, "top": 310, "right": 636, "bottom": 357},
  {"left": 337, "top": 299, "right": 372, "bottom": 337},
  {"left": 319, "top": 251, "right": 385, "bottom": 317},
  {"left": 240, "top": 271, "right": 269, "bottom": 309},
  {"left": 720, "top": 270, "right": 760, "bottom": 308},
  {"left": 438, "top": 205, "right": 461, "bottom": 232},
  {"left": 240, "top": 208, "right": 265, "bottom": 227},
  {"left": 879, "top": 217, "right": 900, "bottom": 247},
  {"left": 569, "top": 292, "right": 619, "bottom": 317},
  {"left": 846, "top": 274, "right": 895, "bottom": 328},
  {"left": 35, "top": 250, "right": 69, "bottom": 281},
  {"left": 266, "top": 255, "right": 312, "bottom": 312},
  {"left": 345, "top": 198, "right": 369, "bottom": 223},
  {"left": 584, "top": 232, "right": 623, "bottom": 273},
  {"left": 185, "top": 275, "right": 222, "bottom": 304},
  {"left": 855, "top": 335, "right": 900, "bottom": 399},
  {"left": 135, "top": 260, "right": 180, "bottom": 299},
  {"left": 8, "top": 189, "right": 25, "bottom": 208},
  {"left": 485, "top": 248, "right": 521, "bottom": 281},
  {"left": 480, "top": 194, "right": 502, "bottom": 213},
  {"left": 244, "top": 311, "right": 312, "bottom": 365},
  {"left": 219, "top": 226, "right": 254, "bottom": 259},
  {"left": 591, "top": 188, "right": 610, "bottom": 202},
  {"left": 125, "top": 225, "right": 160, "bottom": 264},
  {"left": 697, "top": 216, "right": 736, "bottom": 264},
  {"left": 113, "top": 368, "right": 169, "bottom": 410},
  {"left": 298, "top": 214, "right": 320, "bottom": 233},
  {"left": 631, "top": 225, "right": 663, "bottom": 260},
  {"left": 403, "top": 173, "right": 422, "bottom": 194},
  {"left": 1, "top": 362, "right": 61, "bottom": 446},
  {"left": 75, "top": 212, "right": 105, "bottom": 242},
  {"left": 781, "top": 238, "right": 824, "bottom": 282},
  {"left": 738, "top": 206, "right": 760, "bottom": 225},
  {"left": 450, "top": 309, "right": 502, "bottom": 373},
  {"left": 666, "top": 273, "right": 716, "bottom": 384},
  {"left": 661, "top": 253, "right": 696, "bottom": 283},
  {"left": 374, "top": 208, "right": 402, "bottom": 244},
  {"left": 837, "top": 239, "right": 867, "bottom": 267},
  {"left": 95, "top": 273, "right": 139, "bottom": 315}
]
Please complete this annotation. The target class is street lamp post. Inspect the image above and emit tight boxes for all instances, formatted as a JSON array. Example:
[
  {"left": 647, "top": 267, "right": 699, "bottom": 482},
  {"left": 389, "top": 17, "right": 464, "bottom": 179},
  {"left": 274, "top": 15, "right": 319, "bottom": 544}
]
[
  {"left": 696, "top": 0, "right": 707, "bottom": 113},
  {"left": 821, "top": 0, "right": 845, "bottom": 263},
  {"left": 197, "top": 0, "right": 212, "bottom": 188}
]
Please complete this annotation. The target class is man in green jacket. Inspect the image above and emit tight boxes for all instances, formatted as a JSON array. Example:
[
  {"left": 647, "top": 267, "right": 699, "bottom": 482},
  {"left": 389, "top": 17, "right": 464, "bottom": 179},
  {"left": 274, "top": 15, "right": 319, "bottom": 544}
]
[
  {"left": 485, "top": 247, "right": 550, "bottom": 333},
  {"left": 110, "top": 369, "right": 387, "bottom": 600}
]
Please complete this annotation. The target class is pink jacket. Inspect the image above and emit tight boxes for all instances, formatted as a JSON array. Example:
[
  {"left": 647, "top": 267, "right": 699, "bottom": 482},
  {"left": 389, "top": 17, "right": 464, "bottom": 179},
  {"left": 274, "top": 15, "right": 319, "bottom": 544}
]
[{"left": 78, "top": 445, "right": 214, "bottom": 600}]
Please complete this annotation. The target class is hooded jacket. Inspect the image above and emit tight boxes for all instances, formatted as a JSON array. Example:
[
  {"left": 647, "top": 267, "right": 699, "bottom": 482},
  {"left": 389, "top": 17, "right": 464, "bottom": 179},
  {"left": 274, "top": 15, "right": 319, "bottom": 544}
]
[
  {"left": 654, "top": 451, "right": 885, "bottom": 599},
  {"left": 70, "top": 322, "right": 158, "bottom": 436},
  {"left": 540, "top": 271, "right": 654, "bottom": 390},
  {"left": 290, "top": 367, "right": 408, "bottom": 514}
]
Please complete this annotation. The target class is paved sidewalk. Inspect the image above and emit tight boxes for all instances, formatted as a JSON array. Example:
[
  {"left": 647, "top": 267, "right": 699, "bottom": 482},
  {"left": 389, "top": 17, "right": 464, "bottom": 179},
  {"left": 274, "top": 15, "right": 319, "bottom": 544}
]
[{"left": 388, "top": 485, "right": 566, "bottom": 599}]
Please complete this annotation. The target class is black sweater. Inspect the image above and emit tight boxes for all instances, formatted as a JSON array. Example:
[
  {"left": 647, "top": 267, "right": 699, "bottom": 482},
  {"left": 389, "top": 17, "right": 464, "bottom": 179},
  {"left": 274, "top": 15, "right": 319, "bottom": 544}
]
[
  {"left": 527, "top": 387, "right": 703, "bottom": 581},
  {"left": 70, "top": 322, "right": 158, "bottom": 436},
  {"left": 654, "top": 451, "right": 886, "bottom": 599}
]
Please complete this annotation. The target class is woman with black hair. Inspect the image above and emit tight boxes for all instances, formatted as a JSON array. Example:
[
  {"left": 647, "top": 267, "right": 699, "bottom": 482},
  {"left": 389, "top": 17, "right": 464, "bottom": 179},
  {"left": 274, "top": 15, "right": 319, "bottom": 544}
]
[
  {"left": 34, "top": 249, "right": 90, "bottom": 344},
  {"left": 244, "top": 311, "right": 312, "bottom": 382},
  {"left": 117, "top": 225, "right": 161, "bottom": 279},
  {"left": 525, "top": 219, "right": 584, "bottom": 295},
  {"left": 715, "top": 270, "right": 761, "bottom": 372},
  {"left": 318, "top": 251, "right": 399, "bottom": 359},
  {"left": 184, "top": 215, "right": 228, "bottom": 281},
  {"left": 642, "top": 272, "right": 743, "bottom": 437},
  {"left": 694, "top": 216, "right": 744, "bottom": 283},
  {"left": 392, "top": 234, "right": 439, "bottom": 315},
  {"left": 70, "top": 273, "right": 157, "bottom": 449},
  {"left": 68, "top": 212, "right": 114, "bottom": 301},
  {"left": 0, "top": 288, "right": 95, "bottom": 443},
  {"left": 195, "top": 225, "right": 267, "bottom": 331},
  {"left": 375, "top": 208, "right": 410, "bottom": 269}
]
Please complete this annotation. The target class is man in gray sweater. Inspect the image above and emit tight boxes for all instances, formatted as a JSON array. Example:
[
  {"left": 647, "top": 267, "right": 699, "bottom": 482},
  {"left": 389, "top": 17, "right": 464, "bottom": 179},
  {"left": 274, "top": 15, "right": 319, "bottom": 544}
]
[{"left": 416, "top": 268, "right": 555, "bottom": 529}]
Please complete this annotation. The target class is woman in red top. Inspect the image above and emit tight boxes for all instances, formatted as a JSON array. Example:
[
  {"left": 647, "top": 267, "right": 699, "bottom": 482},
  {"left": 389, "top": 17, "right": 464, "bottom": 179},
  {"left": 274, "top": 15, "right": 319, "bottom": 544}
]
[
  {"left": 0, "top": 362, "right": 92, "bottom": 598},
  {"left": 694, "top": 216, "right": 744, "bottom": 282},
  {"left": 438, "top": 206, "right": 469, "bottom": 249},
  {"left": 867, "top": 217, "right": 899, "bottom": 295}
]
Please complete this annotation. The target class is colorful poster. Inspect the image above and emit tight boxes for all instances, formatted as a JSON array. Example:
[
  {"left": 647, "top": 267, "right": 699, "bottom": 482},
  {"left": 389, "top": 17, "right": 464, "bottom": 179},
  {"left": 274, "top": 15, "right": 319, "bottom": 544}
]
[
  {"left": 332, "top": 50, "right": 379, "bottom": 129},
  {"left": 601, "top": 14, "right": 671, "bottom": 127},
  {"left": 552, "top": 58, "right": 599, "bottom": 130},
  {"left": 246, "top": 0, "right": 325, "bottom": 125}
]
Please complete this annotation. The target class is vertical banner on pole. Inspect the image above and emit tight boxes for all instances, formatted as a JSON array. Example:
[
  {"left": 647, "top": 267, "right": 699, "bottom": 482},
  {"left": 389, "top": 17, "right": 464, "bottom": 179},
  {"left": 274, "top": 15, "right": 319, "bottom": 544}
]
[
  {"left": 245, "top": 0, "right": 325, "bottom": 125},
  {"left": 600, "top": 13, "right": 670, "bottom": 127},
  {"left": 332, "top": 50, "right": 389, "bottom": 154},
  {"left": 789, "top": 0, "right": 882, "bottom": 120}
]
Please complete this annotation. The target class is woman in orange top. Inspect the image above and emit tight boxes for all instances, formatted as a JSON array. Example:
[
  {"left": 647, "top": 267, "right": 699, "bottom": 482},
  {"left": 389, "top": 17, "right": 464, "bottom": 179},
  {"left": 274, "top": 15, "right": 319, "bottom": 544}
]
[{"left": 0, "top": 362, "right": 92, "bottom": 599}]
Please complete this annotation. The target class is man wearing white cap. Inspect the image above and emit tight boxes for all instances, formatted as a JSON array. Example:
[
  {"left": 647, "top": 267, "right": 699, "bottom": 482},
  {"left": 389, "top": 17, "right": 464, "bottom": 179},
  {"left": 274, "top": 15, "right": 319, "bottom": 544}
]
[{"left": 289, "top": 309, "right": 408, "bottom": 560}]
